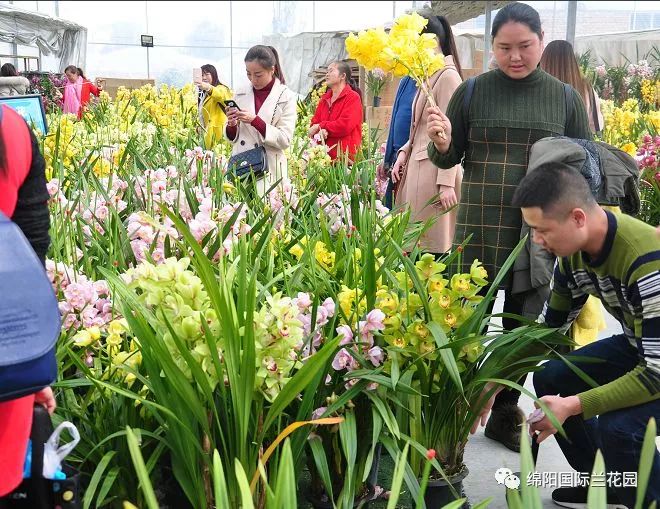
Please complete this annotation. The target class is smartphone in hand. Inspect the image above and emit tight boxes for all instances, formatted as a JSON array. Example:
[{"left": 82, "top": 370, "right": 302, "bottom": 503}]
[
  {"left": 193, "top": 67, "right": 202, "bottom": 83},
  {"left": 224, "top": 99, "right": 241, "bottom": 111}
]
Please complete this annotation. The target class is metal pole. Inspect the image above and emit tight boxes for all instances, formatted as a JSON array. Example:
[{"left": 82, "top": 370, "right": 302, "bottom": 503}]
[
  {"left": 566, "top": 0, "right": 577, "bottom": 46},
  {"left": 54, "top": 0, "right": 59, "bottom": 17},
  {"left": 392, "top": 0, "right": 396, "bottom": 19},
  {"left": 229, "top": 0, "right": 234, "bottom": 87},
  {"left": 483, "top": 1, "right": 492, "bottom": 73},
  {"left": 312, "top": 1, "right": 316, "bottom": 31},
  {"left": 145, "top": 1, "right": 150, "bottom": 79},
  {"left": 551, "top": 0, "right": 557, "bottom": 41}
]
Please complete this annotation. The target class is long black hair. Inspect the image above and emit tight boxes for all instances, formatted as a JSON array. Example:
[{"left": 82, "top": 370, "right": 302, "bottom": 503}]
[
  {"left": 244, "top": 45, "right": 286, "bottom": 84},
  {"left": 491, "top": 2, "right": 542, "bottom": 40},
  {"left": 200, "top": 63, "right": 229, "bottom": 89},
  {"left": 332, "top": 61, "right": 362, "bottom": 102},
  {"left": 421, "top": 14, "right": 464, "bottom": 80}
]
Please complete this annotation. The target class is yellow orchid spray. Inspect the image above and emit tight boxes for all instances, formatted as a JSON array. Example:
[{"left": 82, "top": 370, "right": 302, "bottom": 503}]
[{"left": 346, "top": 12, "right": 447, "bottom": 138}]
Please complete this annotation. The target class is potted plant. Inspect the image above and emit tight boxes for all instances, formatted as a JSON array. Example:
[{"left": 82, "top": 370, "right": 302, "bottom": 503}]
[
  {"left": 365, "top": 69, "right": 387, "bottom": 107},
  {"left": 370, "top": 241, "right": 571, "bottom": 508}
]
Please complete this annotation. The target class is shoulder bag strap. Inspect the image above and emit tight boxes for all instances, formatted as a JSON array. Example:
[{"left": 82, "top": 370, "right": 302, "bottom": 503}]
[
  {"left": 589, "top": 87, "right": 600, "bottom": 132},
  {"left": 270, "top": 88, "right": 287, "bottom": 124},
  {"left": 462, "top": 76, "right": 476, "bottom": 144}
]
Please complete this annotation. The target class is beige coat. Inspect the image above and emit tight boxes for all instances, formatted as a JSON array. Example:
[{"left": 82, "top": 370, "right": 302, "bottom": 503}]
[
  {"left": 394, "top": 56, "right": 463, "bottom": 254},
  {"left": 224, "top": 78, "right": 297, "bottom": 196}
]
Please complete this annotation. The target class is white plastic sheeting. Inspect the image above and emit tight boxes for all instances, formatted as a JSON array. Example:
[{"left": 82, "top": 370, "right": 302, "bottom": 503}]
[
  {"left": 265, "top": 30, "right": 487, "bottom": 96},
  {"left": 264, "top": 31, "right": 351, "bottom": 96},
  {"left": 574, "top": 29, "right": 660, "bottom": 66},
  {"left": 0, "top": 3, "right": 87, "bottom": 72}
]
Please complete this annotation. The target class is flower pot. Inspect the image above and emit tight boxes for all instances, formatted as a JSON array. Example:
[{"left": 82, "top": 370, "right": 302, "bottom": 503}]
[
  {"left": 423, "top": 466, "right": 470, "bottom": 509},
  {"left": 305, "top": 483, "right": 375, "bottom": 509},
  {"left": 372, "top": 96, "right": 382, "bottom": 107}
]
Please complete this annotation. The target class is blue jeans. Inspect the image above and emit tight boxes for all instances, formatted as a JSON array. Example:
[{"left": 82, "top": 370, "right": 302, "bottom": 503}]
[
  {"left": 533, "top": 334, "right": 660, "bottom": 507},
  {"left": 384, "top": 178, "right": 394, "bottom": 210}
]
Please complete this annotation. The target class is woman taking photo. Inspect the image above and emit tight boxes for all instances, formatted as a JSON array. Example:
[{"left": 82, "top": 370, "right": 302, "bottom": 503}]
[
  {"left": 194, "top": 63, "right": 233, "bottom": 149},
  {"left": 309, "top": 61, "right": 363, "bottom": 163},
  {"left": 390, "top": 14, "right": 463, "bottom": 257},
  {"left": 540, "top": 39, "right": 604, "bottom": 134},
  {"left": 225, "top": 45, "right": 297, "bottom": 196},
  {"left": 62, "top": 65, "right": 102, "bottom": 119},
  {"left": 426, "top": 2, "right": 591, "bottom": 453}
]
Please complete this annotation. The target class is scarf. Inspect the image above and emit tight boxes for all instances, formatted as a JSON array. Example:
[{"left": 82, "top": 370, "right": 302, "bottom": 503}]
[{"left": 63, "top": 76, "right": 82, "bottom": 115}]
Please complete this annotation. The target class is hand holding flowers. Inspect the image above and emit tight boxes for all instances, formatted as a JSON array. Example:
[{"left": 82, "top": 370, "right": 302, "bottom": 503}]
[{"left": 427, "top": 105, "right": 453, "bottom": 152}]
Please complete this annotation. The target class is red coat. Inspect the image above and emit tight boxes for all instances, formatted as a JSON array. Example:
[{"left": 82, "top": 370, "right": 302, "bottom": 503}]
[
  {"left": 63, "top": 79, "right": 100, "bottom": 119},
  {"left": 311, "top": 86, "right": 363, "bottom": 161},
  {"left": 80, "top": 80, "right": 100, "bottom": 111},
  {"left": 0, "top": 105, "right": 36, "bottom": 497}
]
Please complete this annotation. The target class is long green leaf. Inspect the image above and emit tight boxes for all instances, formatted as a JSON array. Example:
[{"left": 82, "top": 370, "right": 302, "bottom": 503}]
[
  {"left": 82, "top": 451, "right": 116, "bottom": 509},
  {"left": 363, "top": 409, "right": 383, "bottom": 483},
  {"left": 235, "top": 459, "right": 256, "bottom": 509},
  {"left": 634, "top": 417, "right": 657, "bottom": 509},
  {"left": 125, "top": 427, "right": 160, "bottom": 509},
  {"left": 308, "top": 434, "right": 336, "bottom": 508},
  {"left": 263, "top": 336, "right": 340, "bottom": 433},
  {"left": 339, "top": 411, "right": 358, "bottom": 509},
  {"left": 213, "top": 450, "right": 230, "bottom": 509},
  {"left": 428, "top": 321, "right": 463, "bottom": 392},
  {"left": 387, "top": 442, "right": 410, "bottom": 509},
  {"left": 96, "top": 466, "right": 120, "bottom": 507},
  {"left": 519, "top": 424, "right": 542, "bottom": 508},
  {"left": 273, "top": 440, "right": 297, "bottom": 509},
  {"left": 587, "top": 450, "right": 607, "bottom": 508}
]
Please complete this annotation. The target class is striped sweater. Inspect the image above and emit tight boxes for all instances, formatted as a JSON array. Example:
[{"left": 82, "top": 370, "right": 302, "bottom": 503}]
[{"left": 540, "top": 211, "right": 660, "bottom": 419}]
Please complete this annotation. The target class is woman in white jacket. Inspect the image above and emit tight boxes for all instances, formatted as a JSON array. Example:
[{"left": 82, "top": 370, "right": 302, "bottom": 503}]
[
  {"left": 0, "top": 63, "right": 29, "bottom": 96},
  {"left": 225, "top": 45, "right": 297, "bottom": 196}
]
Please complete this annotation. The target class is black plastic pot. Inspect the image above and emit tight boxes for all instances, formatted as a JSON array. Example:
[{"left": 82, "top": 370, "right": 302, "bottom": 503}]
[{"left": 423, "top": 466, "right": 470, "bottom": 509}]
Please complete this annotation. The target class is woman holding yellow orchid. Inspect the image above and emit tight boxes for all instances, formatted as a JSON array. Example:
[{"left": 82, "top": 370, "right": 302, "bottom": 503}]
[
  {"left": 194, "top": 64, "right": 233, "bottom": 149},
  {"left": 426, "top": 2, "right": 591, "bottom": 453},
  {"left": 390, "top": 14, "right": 463, "bottom": 257}
]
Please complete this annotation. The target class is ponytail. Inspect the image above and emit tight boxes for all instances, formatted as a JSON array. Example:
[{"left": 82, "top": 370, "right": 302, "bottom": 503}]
[
  {"left": 421, "top": 14, "right": 464, "bottom": 80},
  {"left": 267, "top": 46, "right": 286, "bottom": 85}
]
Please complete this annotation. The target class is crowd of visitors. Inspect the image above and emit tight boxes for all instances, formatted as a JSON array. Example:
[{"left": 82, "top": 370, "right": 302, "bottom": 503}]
[{"left": 0, "top": 2, "right": 657, "bottom": 507}]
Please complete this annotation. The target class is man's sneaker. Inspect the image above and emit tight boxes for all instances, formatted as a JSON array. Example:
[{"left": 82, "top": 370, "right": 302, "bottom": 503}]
[
  {"left": 484, "top": 404, "right": 524, "bottom": 452},
  {"left": 552, "top": 486, "right": 628, "bottom": 508}
]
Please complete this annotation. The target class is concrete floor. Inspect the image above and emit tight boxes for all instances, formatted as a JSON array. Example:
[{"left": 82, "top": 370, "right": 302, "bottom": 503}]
[{"left": 461, "top": 291, "right": 660, "bottom": 509}]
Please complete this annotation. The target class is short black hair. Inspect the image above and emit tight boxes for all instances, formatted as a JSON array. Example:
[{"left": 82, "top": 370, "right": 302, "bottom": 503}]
[
  {"left": 492, "top": 2, "right": 543, "bottom": 40},
  {"left": 512, "top": 163, "right": 597, "bottom": 217}
]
